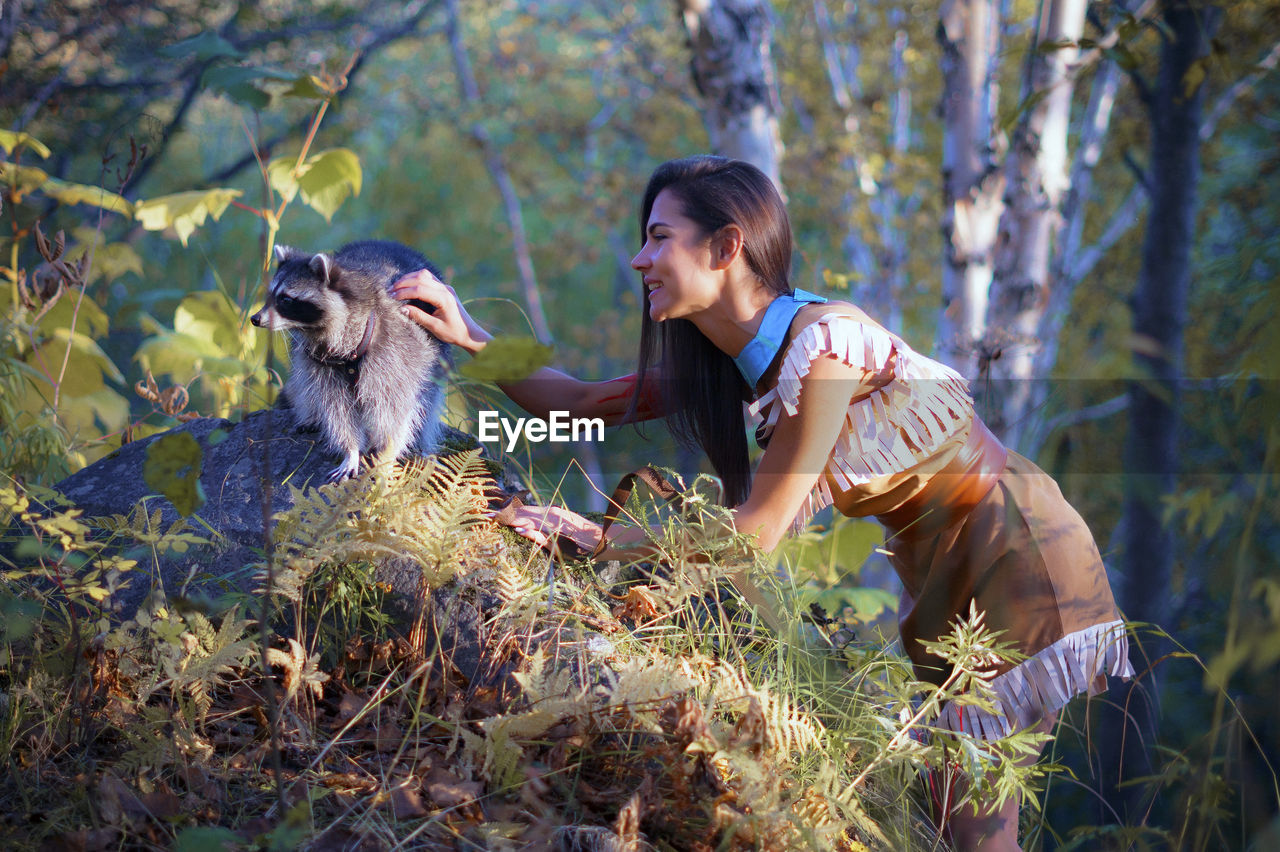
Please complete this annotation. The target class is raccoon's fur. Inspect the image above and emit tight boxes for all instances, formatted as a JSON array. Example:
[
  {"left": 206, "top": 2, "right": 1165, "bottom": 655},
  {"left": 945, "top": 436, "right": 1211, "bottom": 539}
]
[{"left": 250, "top": 239, "right": 452, "bottom": 482}]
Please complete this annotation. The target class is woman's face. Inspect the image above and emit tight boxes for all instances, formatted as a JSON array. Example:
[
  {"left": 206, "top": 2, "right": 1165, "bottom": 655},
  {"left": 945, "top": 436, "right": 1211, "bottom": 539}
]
[{"left": 631, "top": 188, "right": 721, "bottom": 322}]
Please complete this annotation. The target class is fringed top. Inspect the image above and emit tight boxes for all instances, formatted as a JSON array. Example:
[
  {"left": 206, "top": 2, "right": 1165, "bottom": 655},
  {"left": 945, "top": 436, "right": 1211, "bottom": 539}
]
[{"left": 745, "top": 313, "right": 975, "bottom": 529}]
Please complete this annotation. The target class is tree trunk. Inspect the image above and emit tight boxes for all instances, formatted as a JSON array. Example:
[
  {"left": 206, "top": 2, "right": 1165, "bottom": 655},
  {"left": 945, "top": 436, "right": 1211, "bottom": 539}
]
[
  {"left": 934, "top": 0, "right": 1004, "bottom": 375},
  {"left": 983, "top": 0, "right": 1086, "bottom": 445},
  {"left": 677, "top": 0, "right": 785, "bottom": 190},
  {"left": 1103, "top": 0, "right": 1219, "bottom": 824}
]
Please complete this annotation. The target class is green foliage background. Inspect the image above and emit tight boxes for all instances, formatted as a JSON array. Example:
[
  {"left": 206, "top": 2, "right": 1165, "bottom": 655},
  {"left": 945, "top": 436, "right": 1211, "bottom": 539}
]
[{"left": 3, "top": 0, "right": 1279, "bottom": 846}]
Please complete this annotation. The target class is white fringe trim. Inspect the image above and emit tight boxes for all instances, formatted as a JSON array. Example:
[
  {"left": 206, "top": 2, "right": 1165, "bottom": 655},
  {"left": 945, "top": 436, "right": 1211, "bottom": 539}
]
[
  {"left": 936, "top": 619, "right": 1135, "bottom": 740},
  {"left": 744, "top": 313, "right": 974, "bottom": 529}
]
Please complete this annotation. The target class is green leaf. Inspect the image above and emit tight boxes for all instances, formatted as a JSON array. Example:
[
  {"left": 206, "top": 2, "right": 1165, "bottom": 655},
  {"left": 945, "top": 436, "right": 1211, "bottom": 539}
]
[
  {"left": 296, "top": 148, "right": 362, "bottom": 222},
  {"left": 135, "top": 188, "right": 242, "bottom": 246},
  {"left": 37, "top": 295, "right": 111, "bottom": 340},
  {"left": 0, "top": 129, "right": 51, "bottom": 159},
  {"left": 1035, "top": 38, "right": 1078, "bottom": 55},
  {"left": 0, "top": 161, "right": 51, "bottom": 195},
  {"left": 144, "top": 432, "right": 206, "bottom": 518},
  {"left": 172, "top": 291, "right": 247, "bottom": 355},
  {"left": 33, "top": 328, "right": 125, "bottom": 396},
  {"left": 202, "top": 65, "right": 296, "bottom": 109},
  {"left": 68, "top": 228, "right": 146, "bottom": 285},
  {"left": 813, "top": 586, "right": 898, "bottom": 625},
  {"left": 159, "top": 32, "right": 242, "bottom": 62},
  {"left": 0, "top": 593, "right": 43, "bottom": 641},
  {"left": 266, "top": 155, "right": 300, "bottom": 206},
  {"left": 459, "top": 336, "right": 554, "bottom": 382},
  {"left": 1001, "top": 89, "right": 1050, "bottom": 133},
  {"left": 1104, "top": 44, "right": 1140, "bottom": 73},
  {"left": 777, "top": 514, "right": 883, "bottom": 586},
  {"left": 40, "top": 176, "right": 135, "bottom": 217},
  {"left": 1182, "top": 56, "right": 1210, "bottom": 99},
  {"left": 282, "top": 74, "right": 331, "bottom": 100},
  {"left": 172, "top": 825, "right": 241, "bottom": 852}
]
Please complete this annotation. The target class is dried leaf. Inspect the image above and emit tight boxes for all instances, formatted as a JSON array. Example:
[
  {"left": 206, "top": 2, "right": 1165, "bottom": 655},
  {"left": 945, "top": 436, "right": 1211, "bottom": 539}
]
[{"left": 425, "top": 766, "right": 482, "bottom": 809}]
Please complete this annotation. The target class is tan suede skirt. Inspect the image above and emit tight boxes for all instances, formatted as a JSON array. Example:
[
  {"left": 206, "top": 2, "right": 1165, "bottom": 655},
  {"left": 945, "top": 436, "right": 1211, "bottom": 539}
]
[{"left": 837, "top": 423, "right": 1133, "bottom": 739}]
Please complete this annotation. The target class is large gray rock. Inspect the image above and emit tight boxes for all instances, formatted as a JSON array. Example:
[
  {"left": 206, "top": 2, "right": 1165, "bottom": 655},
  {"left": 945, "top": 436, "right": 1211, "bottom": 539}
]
[{"left": 51, "top": 409, "right": 506, "bottom": 681}]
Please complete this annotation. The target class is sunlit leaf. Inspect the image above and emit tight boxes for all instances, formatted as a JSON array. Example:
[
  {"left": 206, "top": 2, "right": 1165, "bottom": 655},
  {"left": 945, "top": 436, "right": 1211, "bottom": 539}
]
[
  {"left": 813, "top": 586, "right": 898, "bottom": 625},
  {"left": 40, "top": 176, "right": 135, "bottom": 216},
  {"left": 297, "top": 148, "right": 362, "bottom": 222},
  {"left": 267, "top": 155, "right": 300, "bottom": 205},
  {"left": 172, "top": 291, "right": 248, "bottom": 356},
  {"left": 0, "top": 161, "right": 50, "bottom": 196},
  {"left": 135, "top": 188, "right": 242, "bottom": 246},
  {"left": 459, "top": 336, "right": 554, "bottom": 382},
  {"left": 283, "top": 73, "right": 331, "bottom": 100},
  {"left": 143, "top": 431, "right": 206, "bottom": 517},
  {"left": 0, "top": 129, "right": 51, "bottom": 158}
]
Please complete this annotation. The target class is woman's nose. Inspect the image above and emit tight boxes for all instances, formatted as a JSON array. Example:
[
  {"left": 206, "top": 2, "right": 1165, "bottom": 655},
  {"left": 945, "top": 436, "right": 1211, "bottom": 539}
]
[{"left": 630, "top": 247, "right": 648, "bottom": 270}]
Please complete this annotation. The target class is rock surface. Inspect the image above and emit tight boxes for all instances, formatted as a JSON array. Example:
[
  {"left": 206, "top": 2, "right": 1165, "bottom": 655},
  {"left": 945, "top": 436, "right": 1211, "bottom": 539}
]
[{"left": 51, "top": 409, "right": 503, "bottom": 681}]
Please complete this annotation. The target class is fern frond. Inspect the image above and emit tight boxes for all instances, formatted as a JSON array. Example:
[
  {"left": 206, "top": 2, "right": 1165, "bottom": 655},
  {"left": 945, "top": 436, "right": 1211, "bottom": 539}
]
[{"left": 259, "top": 451, "right": 497, "bottom": 603}]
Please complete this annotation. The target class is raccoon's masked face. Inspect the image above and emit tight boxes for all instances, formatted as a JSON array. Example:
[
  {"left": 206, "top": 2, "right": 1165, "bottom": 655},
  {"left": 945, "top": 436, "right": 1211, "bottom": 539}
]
[{"left": 250, "top": 245, "right": 342, "bottom": 333}]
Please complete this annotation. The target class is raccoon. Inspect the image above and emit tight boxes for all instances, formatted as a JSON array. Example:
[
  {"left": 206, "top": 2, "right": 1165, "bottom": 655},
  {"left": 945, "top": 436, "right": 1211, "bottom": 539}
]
[{"left": 250, "top": 239, "right": 452, "bottom": 482}]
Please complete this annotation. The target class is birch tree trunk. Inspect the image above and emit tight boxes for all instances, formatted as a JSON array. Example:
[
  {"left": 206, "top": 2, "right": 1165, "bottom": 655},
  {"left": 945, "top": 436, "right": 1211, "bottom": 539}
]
[
  {"left": 677, "top": 0, "right": 784, "bottom": 190},
  {"left": 982, "top": 0, "right": 1087, "bottom": 445},
  {"left": 1102, "top": 0, "right": 1220, "bottom": 822},
  {"left": 934, "top": 0, "right": 1004, "bottom": 374}
]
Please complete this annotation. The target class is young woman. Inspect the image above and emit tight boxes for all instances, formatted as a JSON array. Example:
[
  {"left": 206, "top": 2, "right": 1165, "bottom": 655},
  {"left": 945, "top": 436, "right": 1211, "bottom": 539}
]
[{"left": 393, "top": 155, "right": 1132, "bottom": 850}]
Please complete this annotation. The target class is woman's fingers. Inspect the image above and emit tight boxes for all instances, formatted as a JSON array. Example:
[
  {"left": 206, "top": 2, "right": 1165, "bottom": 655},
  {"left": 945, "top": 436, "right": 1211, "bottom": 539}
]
[
  {"left": 392, "top": 268, "right": 451, "bottom": 309},
  {"left": 497, "top": 505, "right": 602, "bottom": 553},
  {"left": 392, "top": 269, "right": 474, "bottom": 346}
]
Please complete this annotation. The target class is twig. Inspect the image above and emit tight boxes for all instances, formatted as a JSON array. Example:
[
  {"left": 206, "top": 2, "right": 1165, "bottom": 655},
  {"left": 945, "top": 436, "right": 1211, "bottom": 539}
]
[{"left": 1200, "top": 39, "right": 1280, "bottom": 142}]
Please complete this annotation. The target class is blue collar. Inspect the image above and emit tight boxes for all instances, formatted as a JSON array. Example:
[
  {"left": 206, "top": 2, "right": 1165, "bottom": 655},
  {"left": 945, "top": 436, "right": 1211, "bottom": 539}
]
[{"left": 733, "top": 288, "right": 827, "bottom": 388}]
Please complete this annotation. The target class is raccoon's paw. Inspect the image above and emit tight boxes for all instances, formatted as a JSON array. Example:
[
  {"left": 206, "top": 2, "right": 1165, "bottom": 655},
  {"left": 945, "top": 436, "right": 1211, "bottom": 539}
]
[{"left": 326, "top": 453, "right": 362, "bottom": 483}]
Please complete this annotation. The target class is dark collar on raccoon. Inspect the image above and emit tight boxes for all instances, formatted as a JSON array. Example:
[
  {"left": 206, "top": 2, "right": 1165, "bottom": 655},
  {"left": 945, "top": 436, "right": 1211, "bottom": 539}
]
[{"left": 313, "top": 312, "right": 378, "bottom": 385}]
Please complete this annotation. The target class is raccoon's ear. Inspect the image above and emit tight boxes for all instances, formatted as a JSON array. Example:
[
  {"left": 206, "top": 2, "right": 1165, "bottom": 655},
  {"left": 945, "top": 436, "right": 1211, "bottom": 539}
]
[
  {"left": 309, "top": 252, "right": 337, "bottom": 286},
  {"left": 274, "top": 244, "right": 307, "bottom": 264}
]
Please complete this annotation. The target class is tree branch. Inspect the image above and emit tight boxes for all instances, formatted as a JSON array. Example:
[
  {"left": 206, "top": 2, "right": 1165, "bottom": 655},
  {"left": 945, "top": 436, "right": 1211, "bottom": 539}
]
[
  {"left": 1200, "top": 39, "right": 1280, "bottom": 142},
  {"left": 191, "top": 2, "right": 440, "bottom": 191}
]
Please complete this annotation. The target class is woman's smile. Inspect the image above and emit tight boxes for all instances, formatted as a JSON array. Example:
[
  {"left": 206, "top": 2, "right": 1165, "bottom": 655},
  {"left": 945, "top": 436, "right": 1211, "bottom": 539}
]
[{"left": 631, "top": 189, "right": 718, "bottom": 322}]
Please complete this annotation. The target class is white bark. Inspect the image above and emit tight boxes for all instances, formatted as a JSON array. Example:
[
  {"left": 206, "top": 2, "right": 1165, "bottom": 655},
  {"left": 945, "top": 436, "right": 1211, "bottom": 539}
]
[
  {"left": 678, "top": 0, "right": 784, "bottom": 190},
  {"left": 934, "top": 0, "right": 1005, "bottom": 374},
  {"left": 985, "top": 0, "right": 1087, "bottom": 446}
]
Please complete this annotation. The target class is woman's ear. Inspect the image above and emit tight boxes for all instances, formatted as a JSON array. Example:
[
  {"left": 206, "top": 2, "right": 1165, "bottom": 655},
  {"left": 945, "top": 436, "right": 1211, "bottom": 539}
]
[{"left": 710, "top": 224, "right": 745, "bottom": 270}]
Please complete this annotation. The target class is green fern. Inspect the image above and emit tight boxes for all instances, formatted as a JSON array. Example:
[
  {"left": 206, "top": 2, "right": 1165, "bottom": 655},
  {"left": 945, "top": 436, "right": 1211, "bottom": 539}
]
[{"left": 260, "top": 450, "right": 495, "bottom": 604}]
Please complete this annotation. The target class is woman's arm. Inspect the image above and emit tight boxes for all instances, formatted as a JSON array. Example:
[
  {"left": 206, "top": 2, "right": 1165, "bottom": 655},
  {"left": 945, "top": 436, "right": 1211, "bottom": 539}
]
[
  {"left": 729, "top": 353, "right": 870, "bottom": 552},
  {"left": 507, "top": 353, "right": 870, "bottom": 559},
  {"left": 393, "top": 269, "right": 660, "bottom": 426}
]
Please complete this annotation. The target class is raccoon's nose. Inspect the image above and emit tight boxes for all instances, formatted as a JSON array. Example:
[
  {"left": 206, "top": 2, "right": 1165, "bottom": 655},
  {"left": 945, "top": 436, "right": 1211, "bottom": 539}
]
[{"left": 250, "top": 310, "right": 264, "bottom": 327}]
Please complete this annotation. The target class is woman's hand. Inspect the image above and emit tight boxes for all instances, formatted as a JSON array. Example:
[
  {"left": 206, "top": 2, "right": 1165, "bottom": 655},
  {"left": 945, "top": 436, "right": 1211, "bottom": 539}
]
[
  {"left": 500, "top": 504, "right": 604, "bottom": 555},
  {"left": 392, "top": 268, "right": 491, "bottom": 355}
]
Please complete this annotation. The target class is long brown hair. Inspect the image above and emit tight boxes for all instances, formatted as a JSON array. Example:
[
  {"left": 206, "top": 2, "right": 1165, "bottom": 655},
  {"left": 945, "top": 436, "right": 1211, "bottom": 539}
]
[{"left": 627, "top": 155, "right": 794, "bottom": 506}]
